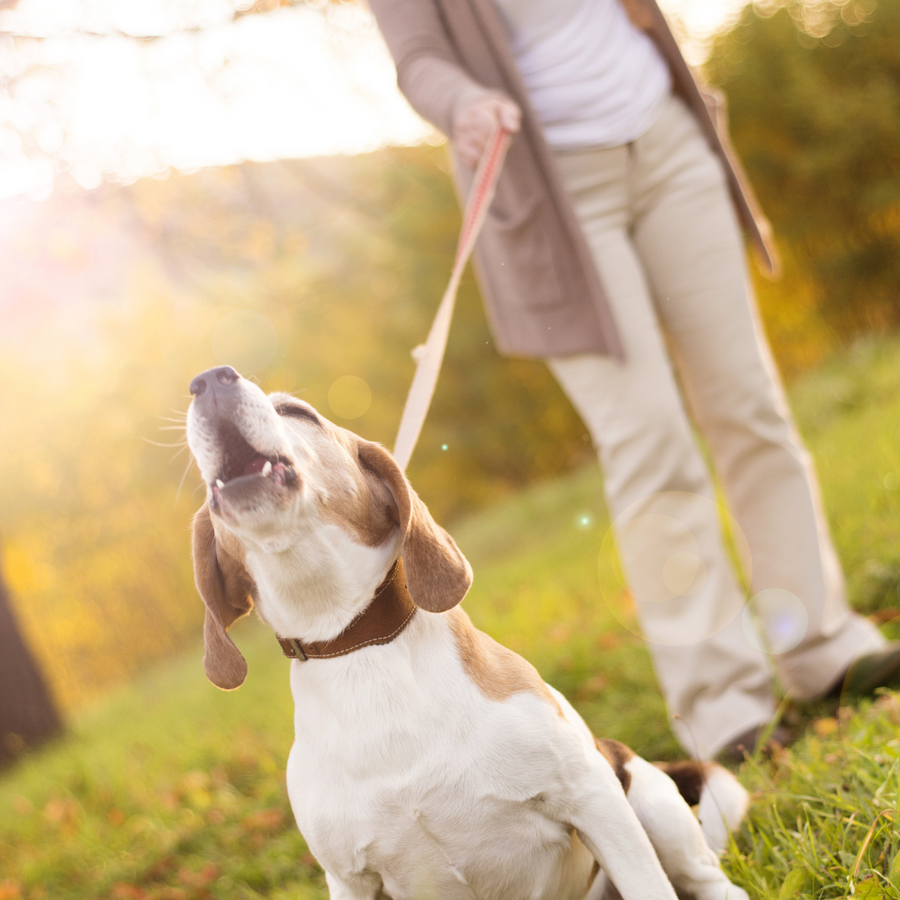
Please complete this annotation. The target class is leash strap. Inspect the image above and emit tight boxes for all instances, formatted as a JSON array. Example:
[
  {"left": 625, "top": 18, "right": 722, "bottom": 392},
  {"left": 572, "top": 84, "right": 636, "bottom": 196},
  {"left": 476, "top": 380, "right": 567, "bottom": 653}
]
[{"left": 393, "top": 126, "right": 512, "bottom": 472}]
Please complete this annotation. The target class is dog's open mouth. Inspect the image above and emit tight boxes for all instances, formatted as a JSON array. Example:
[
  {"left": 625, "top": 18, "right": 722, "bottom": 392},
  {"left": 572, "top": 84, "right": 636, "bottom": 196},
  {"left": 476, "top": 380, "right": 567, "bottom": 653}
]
[{"left": 210, "top": 419, "right": 298, "bottom": 512}]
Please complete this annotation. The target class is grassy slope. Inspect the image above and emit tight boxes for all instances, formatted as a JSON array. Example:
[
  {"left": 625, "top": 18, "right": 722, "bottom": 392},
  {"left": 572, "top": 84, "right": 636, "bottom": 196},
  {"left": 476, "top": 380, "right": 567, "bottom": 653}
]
[{"left": 3, "top": 335, "right": 900, "bottom": 898}]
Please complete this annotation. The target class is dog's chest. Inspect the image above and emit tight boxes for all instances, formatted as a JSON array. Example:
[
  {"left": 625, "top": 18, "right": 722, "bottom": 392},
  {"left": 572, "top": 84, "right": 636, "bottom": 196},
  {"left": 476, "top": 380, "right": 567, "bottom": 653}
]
[
  {"left": 283, "top": 623, "right": 595, "bottom": 900},
  {"left": 292, "top": 759, "right": 587, "bottom": 899}
]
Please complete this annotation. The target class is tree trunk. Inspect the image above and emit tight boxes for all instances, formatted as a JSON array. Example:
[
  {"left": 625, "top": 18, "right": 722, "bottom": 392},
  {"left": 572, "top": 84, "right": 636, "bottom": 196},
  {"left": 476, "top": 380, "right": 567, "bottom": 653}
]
[{"left": 0, "top": 536, "right": 63, "bottom": 768}]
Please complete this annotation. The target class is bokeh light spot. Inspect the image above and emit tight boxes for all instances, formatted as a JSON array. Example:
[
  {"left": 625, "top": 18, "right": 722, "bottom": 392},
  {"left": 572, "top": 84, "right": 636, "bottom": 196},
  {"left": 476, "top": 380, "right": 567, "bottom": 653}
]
[
  {"left": 742, "top": 588, "right": 809, "bottom": 654},
  {"left": 328, "top": 375, "right": 372, "bottom": 420},
  {"left": 662, "top": 550, "right": 705, "bottom": 595}
]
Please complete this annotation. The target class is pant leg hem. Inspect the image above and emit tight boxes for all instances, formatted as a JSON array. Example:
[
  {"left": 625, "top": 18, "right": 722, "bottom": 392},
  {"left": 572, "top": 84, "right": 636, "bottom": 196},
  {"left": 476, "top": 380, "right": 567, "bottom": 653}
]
[{"left": 776, "top": 613, "right": 886, "bottom": 700}]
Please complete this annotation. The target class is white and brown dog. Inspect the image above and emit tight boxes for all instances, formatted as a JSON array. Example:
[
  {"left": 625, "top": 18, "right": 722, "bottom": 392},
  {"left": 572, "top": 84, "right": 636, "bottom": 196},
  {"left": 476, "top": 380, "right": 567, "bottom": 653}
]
[{"left": 186, "top": 365, "right": 750, "bottom": 900}]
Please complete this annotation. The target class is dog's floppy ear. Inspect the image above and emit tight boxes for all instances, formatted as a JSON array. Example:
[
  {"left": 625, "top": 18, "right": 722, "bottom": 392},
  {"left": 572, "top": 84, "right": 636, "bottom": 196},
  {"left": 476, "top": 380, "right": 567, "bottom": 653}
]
[
  {"left": 192, "top": 504, "right": 256, "bottom": 690},
  {"left": 357, "top": 440, "right": 472, "bottom": 612}
]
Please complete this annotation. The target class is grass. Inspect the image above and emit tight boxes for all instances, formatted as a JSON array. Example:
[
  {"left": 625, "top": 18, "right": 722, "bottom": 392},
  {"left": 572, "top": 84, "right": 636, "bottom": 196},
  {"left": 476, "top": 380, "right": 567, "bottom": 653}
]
[
  {"left": 4, "top": 333, "right": 900, "bottom": 898},
  {"left": 730, "top": 696, "right": 900, "bottom": 899},
  {"left": 790, "top": 336, "right": 900, "bottom": 622}
]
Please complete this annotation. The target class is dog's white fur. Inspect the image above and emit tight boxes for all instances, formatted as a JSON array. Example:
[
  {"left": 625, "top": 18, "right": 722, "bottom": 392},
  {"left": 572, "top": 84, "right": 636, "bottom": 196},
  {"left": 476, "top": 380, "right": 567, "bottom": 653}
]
[{"left": 186, "top": 368, "right": 749, "bottom": 900}]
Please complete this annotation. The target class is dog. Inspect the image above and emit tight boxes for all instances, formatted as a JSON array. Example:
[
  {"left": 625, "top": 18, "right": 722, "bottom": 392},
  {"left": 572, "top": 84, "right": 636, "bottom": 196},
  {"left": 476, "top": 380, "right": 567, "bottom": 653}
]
[{"left": 186, "top": 365, "right": 751, "bottom": 900}]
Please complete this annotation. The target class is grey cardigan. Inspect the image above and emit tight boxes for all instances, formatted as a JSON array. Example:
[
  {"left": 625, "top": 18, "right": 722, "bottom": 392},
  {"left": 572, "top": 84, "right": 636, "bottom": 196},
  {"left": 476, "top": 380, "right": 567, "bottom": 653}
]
[{"left": 369, "top": 0, "right": 778, "bottom": 359}]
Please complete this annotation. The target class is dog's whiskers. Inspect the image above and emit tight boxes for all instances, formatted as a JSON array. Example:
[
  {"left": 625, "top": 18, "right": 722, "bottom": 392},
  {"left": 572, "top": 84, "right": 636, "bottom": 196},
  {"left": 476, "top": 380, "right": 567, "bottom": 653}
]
[
  {"left": 142, "top": 436, "right": 189, "bottom": 449},
  {"left": 175, "top": 457, "right": 201, "bottom": 506}
]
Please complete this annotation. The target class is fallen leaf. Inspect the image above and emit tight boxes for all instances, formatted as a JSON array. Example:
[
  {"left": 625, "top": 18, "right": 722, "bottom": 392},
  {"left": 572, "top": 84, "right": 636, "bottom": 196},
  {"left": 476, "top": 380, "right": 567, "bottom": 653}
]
[
  {"left": 177, "top": 863, "right": 219, "bottom": 888},
  {"left": 813, "top": 717, "right": 838, "bottom": 737},
  {"left": 0, "top": 881, "right": 22, "bottom": 900},
  {"left": 575, "top": 675, "right": 608, "bottom": 700},
  {"left": 110, "top": 884, "right": 146, "bottom": 900},
  {"left": 595, "top": 633, "right": 622, "bottom": 650},
  {"left": 241, "top": 808, "right": 286, "bottom": 832},
  {"left": 107, "top": 808, "right": 126, "bottom": 826}
]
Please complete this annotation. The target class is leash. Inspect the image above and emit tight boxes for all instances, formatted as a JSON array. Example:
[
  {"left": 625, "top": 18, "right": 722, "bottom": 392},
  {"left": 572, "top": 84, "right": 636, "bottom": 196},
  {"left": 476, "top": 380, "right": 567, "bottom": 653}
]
[{"left": 393, "top": 126, "right": 513, "bottom": 473}]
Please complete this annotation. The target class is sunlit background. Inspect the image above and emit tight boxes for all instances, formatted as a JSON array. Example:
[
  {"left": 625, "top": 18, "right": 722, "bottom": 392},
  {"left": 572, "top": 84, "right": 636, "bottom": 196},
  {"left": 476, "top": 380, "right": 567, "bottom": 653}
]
[
  {"left": 0, "top": 0, "right": 745, "bottom": 199},
  {"left": 1, "top": 0, "right": 899, "bottom": 766},
  {"left": 4, "top": 0, "right": 900, "bottom": 894}
]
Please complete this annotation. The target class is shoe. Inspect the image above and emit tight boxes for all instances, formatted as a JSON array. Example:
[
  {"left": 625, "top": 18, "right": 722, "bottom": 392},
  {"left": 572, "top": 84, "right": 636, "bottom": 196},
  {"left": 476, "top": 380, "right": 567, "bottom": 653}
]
[
  {"left": 716, "top": 723, "right": 792, "bottom": 766},
  {"left": 826, "top": 642, "right": 900, "bottom": 699}
]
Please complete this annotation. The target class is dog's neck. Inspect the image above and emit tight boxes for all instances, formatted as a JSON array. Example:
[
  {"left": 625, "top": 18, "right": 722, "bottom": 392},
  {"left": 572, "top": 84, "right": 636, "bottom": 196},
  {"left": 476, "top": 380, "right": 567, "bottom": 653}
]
[
  {"left": 245, "top": 523, "right": 402, "bottom": 644},
  {"left": 276, "top": 558, "right": 416, "bottom": 660}
]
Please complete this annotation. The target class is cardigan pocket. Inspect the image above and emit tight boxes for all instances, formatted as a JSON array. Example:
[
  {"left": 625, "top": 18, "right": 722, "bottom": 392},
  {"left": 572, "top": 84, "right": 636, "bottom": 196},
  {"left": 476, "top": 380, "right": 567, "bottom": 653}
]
[
  {"left": 482, "top": 195, "right": 566, "bottom": 312},
  {"left": 486, "top": 184, "right": 540, "bottom": 229}
]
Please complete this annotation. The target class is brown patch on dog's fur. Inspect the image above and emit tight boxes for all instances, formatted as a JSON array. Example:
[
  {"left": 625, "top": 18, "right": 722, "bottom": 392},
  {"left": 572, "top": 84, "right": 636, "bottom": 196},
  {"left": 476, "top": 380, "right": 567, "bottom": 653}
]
[
  {"left": 601, "top": 883, "right": 624, "bottom": 900},
  {"left": 447, "top": 608, "right": 563, "bottom": 714},
  {"left": 653, "top": 760, "right": 709, "bottom": 807},
  {"left": 358, "top": 440, "right": 472, "bottom": 612},
  {"left": 594, "top": 738, "right": 634, "bottom": 794},
  {"left": 308, "top": 429, "right": 398, "bottom": 549},
  {"left": 193, "top": 505, "right": 257, "bottom": 690},
  {"left": 292, "top": 424, "right": 467, "bottom": 596},
  {"left": 210, "top": 514, "right": 251, "bottom": 573},
  {"left": 272, "top": 415, "right": 397, "bottom": 550}
]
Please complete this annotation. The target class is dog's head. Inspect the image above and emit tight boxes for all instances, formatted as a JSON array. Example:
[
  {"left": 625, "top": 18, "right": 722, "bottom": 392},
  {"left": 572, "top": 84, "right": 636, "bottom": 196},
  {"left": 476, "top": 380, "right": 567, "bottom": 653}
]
[{"left": 186, "top": 366, "right": 472, "bottom": 690}]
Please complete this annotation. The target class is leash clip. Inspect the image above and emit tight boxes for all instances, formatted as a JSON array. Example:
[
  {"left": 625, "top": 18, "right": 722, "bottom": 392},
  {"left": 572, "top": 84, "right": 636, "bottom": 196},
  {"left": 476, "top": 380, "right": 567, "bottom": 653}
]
[{"left": 282, "top": 638, "right": 308, "bottom": 661}]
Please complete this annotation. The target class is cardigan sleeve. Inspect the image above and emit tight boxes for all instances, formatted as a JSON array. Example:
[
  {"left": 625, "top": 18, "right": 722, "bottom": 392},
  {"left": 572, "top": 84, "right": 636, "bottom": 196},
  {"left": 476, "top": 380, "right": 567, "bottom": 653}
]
[{"left": 368, "top": 0, "right": 505, "bottom": 138}]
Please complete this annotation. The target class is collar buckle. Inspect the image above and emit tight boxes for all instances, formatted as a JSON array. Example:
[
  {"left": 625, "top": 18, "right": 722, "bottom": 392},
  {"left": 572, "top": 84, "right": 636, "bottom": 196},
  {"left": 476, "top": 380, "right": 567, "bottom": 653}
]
[
  {"left": 276, "top": 558, "right": 415, "bottom": 663},
  {"left": 281, "top": 637, "right": 308, "bottom": 661}
]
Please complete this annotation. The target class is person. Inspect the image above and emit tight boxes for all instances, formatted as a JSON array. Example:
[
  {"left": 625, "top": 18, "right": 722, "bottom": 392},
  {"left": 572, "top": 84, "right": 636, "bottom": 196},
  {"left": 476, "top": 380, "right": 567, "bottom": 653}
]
[{"left": 367, "top": 0, "right": 900, "bottom": 761}]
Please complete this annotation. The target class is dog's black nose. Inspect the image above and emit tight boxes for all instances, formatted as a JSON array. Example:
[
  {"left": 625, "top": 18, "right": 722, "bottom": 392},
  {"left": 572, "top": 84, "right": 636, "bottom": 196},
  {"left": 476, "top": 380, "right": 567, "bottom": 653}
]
[{"left": 190, "top": 366, "right": 241, "bottom": 397}]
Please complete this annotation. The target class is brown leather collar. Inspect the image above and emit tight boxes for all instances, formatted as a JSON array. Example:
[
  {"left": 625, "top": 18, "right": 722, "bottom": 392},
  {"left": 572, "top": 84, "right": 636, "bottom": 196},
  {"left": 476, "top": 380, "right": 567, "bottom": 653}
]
[{"left": 277, "top": 559, "right": 416, "bottom": 661}]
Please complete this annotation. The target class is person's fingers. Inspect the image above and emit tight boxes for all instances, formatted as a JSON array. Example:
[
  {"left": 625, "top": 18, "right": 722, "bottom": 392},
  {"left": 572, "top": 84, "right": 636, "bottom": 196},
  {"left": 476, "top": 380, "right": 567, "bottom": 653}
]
[
  {"left": 455, "top": 106, "right": 491, "bottom": 166},
  {"left": 457, "top": 130, "right": 484, "bottom": 168},
  {"left": 455, "top": 96, "right": 521, "bottom": 167},
  {"left": 459, "top": 146, "right": 479, "bottom": 168},
  {"left": 497, "top": 99, "right": 521, "bottom": 133},
  {"left": 480, "top": 98, "right": 520, "bottom": 134}
]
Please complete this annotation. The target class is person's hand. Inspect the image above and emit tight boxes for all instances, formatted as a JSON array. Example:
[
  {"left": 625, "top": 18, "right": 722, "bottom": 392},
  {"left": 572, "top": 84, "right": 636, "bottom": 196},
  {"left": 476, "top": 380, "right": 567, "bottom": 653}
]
[{"left": 453, "top": 96, "right": 521, "bottom": 169}]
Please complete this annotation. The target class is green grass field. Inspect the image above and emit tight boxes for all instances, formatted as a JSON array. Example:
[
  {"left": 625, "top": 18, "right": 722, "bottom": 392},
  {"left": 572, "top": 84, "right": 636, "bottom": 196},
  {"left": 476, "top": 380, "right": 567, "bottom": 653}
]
[{"left": 4, "top": 334, "right": 900, "bottom": 899}]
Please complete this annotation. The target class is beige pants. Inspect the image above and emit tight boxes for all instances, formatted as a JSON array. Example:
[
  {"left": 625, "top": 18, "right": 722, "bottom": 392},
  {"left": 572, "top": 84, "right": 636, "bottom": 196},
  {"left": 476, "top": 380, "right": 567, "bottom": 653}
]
[{"left": 548, "top": 95, "right": 883, "bottom": 758}]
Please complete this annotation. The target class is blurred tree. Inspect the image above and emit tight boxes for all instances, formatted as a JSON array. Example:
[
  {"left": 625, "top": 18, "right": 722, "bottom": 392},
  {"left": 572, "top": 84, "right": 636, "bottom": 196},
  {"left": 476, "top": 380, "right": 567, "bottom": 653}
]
[
  {"left": 0, "top": 144, "right": 590, "bottom": 710},
  {"left": 0, "top": 535, "right": 62, "bottom": 768},
  {"left": 5, "top": 0, "right": 900, "bottom": 713},
  {"left": 0, "top": 0, "right": 369, "bottom": 195},
  {"left": 707, "top": 0, "right": 900, "bottom": 368},
  {"left": 117, "top": 145, "right": 592, "bottom": 520},
  {"left": 0, "top": 0, "right": 349, "bottom": 14}
]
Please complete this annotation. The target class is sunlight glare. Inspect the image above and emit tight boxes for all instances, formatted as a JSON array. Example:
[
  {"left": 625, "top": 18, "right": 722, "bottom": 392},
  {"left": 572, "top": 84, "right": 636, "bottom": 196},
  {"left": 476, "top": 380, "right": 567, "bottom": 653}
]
[{"left": 0, "top": 0, "right": 749, "bottom": 199}]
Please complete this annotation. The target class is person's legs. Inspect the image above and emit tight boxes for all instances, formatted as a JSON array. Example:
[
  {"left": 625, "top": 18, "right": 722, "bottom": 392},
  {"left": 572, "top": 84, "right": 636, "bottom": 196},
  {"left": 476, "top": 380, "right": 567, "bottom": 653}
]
[
  {"left": 550, "top": 140, "right": 776, "bottom": 759},
  {"left": 628, "top": 96, "right": 884, "bottom": 701}
]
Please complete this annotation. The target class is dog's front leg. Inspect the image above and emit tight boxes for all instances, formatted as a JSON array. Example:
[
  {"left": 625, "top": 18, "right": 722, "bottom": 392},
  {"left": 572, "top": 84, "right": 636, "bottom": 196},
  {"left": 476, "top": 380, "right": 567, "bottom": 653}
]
[
  {"left": 569, "top": 761, "right": 678, "bottom": 900},
  {"left": 325, "top": 870, "right": 385, "bottom": 900}
]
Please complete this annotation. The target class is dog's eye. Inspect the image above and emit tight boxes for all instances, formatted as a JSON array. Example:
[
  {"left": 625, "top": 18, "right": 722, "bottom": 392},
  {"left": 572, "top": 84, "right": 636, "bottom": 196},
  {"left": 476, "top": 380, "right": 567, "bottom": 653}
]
[{"left": 276, "top": 403, "right": 321, "bottom": 425}]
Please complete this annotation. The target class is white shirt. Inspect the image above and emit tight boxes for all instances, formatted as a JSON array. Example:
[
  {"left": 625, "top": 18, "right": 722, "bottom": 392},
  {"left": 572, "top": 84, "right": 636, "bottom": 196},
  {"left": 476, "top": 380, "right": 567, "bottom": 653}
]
[{"left": 492, "top": 0, "right": 672, "bottom": 148}]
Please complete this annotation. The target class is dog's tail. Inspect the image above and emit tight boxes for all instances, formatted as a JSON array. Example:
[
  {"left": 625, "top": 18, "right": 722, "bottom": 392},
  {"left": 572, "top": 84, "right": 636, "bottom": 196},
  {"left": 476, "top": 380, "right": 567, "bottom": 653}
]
[{"left": 654, "top": 760, "right": 749, "bottom": 855}]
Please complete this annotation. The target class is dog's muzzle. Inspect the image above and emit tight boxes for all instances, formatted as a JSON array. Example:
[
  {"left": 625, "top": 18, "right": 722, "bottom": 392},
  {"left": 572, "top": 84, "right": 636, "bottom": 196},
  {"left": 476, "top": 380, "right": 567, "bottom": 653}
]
[{"left": 189, "top": 366, "right": 299, "bottom": 515}]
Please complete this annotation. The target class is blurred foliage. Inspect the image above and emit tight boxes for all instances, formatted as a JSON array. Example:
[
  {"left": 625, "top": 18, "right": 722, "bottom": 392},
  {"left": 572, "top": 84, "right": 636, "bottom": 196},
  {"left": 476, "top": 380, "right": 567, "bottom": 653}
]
[
  {"left": 706, "top": 0, "right": 900, "bottom": 373},
  {"left": 5, "top": 322, "right": 900, "bottom": 894},
  {"left": 5, "top": 0, "right": 900, "bottom": 713},
  {"left": 0, "top": 144, "right": 589, "bottom": 713}
]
